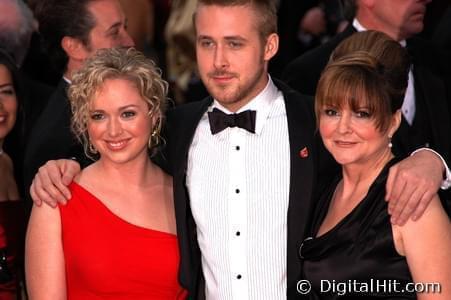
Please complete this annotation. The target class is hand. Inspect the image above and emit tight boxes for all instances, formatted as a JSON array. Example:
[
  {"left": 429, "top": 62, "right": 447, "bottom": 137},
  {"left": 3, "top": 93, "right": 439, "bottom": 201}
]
[
  {"left": 386, "top": 150, "right": 443, "bottom": 225},
  {"left": 30, "top": 159, "right": 81, "bottom": 208}
]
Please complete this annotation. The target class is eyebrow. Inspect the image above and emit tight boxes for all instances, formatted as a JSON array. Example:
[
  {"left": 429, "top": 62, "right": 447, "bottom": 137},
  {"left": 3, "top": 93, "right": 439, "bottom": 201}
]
[
  {"left": 90, "top": 105, "right": 139, "bottom": 112},
  {"left": 106, "top": 22, "right": 122, "bottom": 34},
  {"left": 197, "top": 35, "right": 247, "bottom": 42}
]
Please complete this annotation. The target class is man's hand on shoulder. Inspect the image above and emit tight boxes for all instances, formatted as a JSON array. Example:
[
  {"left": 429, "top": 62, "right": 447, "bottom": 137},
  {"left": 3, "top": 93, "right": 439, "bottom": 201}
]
[
  {"left": 30, "top": 159, "right": 81, "bottom": 208},
  {"left": 386, "top": 150, "right": 443, "bottom": 225}
]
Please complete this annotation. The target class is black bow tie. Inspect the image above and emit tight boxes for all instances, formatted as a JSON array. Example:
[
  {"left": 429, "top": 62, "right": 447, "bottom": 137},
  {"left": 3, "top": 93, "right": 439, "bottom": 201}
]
[{"left": 208, "top": 108, "right": 256, "bottom": 134}]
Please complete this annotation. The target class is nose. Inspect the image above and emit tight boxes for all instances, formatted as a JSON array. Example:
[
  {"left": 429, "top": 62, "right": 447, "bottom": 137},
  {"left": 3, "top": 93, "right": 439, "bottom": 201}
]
[
  {"left": 107, "top": 117, "right": 123, "bottom": 137},
  {"left": 337, "top": 114, "right": 352, "bottom": 134},
  {"left": 213, "top": 45, "right": 228, "bottom": 70},
  {"left": 120, "top": 29, "right": 135, "bottom": 48}
]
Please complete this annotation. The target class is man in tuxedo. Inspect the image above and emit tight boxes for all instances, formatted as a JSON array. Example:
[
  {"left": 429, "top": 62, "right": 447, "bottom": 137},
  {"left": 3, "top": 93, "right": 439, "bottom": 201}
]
[
  {"left": 23, "top": 0, "right": 134, "bottom": 210},
  {"left": 29, "top": 0, "right": 450, "bottom": 298},
  {"left": 164, "top": 0, "right": 450, "bottom": 298},
  {"left": 283, "top": 0, "right": 451, "bottom": 216}
]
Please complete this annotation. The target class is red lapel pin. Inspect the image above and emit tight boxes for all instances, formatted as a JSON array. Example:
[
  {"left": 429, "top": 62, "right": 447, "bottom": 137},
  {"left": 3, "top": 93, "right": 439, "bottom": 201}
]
[{"left": 299, "top": 147, "right": 309, "bottom": 158}]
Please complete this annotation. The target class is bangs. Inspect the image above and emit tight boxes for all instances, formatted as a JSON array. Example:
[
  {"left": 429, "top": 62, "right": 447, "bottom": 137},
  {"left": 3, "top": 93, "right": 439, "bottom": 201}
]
[{"left": 315, "top": 64, "right": 393, "bottom": 132}]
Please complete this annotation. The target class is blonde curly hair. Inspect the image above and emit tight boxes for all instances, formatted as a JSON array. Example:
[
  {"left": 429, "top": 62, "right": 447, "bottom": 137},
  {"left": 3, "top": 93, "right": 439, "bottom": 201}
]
[{"left": 68, "top": 47, "right": 168, "bottom": 160}]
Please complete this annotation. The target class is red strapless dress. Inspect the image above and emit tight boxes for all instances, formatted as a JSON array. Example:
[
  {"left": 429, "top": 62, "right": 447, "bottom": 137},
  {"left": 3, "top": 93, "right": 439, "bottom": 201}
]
[{"left": 59, "top": 182, "right": 187, "bottom": 299}]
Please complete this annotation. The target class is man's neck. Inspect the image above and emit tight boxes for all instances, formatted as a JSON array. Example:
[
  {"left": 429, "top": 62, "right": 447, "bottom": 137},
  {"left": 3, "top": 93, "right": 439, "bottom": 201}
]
[{"left": 354, "top": 16, "right": 404, "bottom": 41}]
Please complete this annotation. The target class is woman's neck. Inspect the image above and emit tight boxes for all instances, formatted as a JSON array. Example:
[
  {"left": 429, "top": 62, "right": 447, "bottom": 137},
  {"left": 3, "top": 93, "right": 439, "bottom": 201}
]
[
  {"left": 94, "top": 154, "right": 159, "bottom": 188},
  {"left": 339, "top": 150, "right": 393, "bottom": 203}
]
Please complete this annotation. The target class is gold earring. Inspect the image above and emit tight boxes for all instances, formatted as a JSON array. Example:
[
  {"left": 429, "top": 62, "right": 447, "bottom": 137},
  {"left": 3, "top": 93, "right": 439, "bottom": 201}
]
[
  {"left": 89, "top": 142, "right": 98, "bottom": 154},
  {"left": 148, "top": 130, "right": 158, "bottom": 149}
]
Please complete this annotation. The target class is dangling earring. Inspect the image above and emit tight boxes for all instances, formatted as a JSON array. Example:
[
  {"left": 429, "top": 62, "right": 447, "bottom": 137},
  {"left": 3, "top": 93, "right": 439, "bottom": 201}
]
[
  {"left": 388, "top": 136, "right": 393, "bottom": 148},
  {"left": 148, "top": 130, "right": 158, "bottom": 149},
  {"left": 89, "top": 142, "right": 98, "bottom": 154}
]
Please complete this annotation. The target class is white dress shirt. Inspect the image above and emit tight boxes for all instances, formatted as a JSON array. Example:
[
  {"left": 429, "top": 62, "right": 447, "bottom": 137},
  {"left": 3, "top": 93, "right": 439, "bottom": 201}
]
[{"left": 186, "top": 77, "right": 290, "bottom": 299}]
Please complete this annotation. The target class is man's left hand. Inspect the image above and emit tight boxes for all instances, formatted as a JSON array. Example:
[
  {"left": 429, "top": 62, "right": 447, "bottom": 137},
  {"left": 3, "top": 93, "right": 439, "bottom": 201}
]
[{"left": 386, "top": 150, "right": 443, "bottom": 225}]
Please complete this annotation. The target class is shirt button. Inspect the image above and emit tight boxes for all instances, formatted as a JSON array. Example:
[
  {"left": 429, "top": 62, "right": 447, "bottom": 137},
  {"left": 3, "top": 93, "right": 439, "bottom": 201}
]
[
  {"left": 235, "top": 189, "right": 240, "bottom": 194},
  {"left": 237, "top": 274, "right": 242, "bottom": 279},
  {"left": 236, "top": 145, "right": 240, "bottom": 151},
  {"left": 236, "top": 231, "right": 240, "bottom": 236}
]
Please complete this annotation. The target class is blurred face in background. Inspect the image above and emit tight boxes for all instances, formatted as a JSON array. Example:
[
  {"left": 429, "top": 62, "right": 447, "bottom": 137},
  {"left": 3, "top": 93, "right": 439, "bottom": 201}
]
[
  {"left": 0, "top": 64, "right": 17, "bottom": 141},
  {"left": 84, "top": 0, "right": 135, "bottom": 56},
  {"left": 371, "top": 0, "right": 431, "bottom": 40}
]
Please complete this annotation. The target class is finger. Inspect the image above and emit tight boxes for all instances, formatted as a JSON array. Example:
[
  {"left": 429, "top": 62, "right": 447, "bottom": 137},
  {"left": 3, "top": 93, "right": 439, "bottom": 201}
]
[
  {"left": 392, "top": 188, "right": 424, "bottom": 225},
  {"left": 385, "top": 165, "right": 399, "bottom": 201},
  {"left": 412, "top": 190, "right": 434, "bottom": 221},
  {"left": 388, "top": 179, "right": 411, "bottom": 222},
  {"left": 33, "top": 175, "right": 59, "bottom": 208},
  {"left": 29, "top": 181, "right": 42, "bottom": 207},
  {"left": 49, "top": 167, "right": 72, "bottom": 200},
  {"left": 61, "top": 160, "right": 80, "bottom": 187},
  {"left": 389, "top": 170, "right": 414, "bottom": 213},
  {"left": 387, "top": 178, "right": 406, "bottom": 215},
  {"left": 37, "top": 166, "right": 68, "bottom": 205}
]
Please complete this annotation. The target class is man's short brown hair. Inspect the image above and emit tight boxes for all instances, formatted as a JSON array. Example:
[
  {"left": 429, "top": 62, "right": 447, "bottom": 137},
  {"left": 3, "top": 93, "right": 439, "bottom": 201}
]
[{"left": 196, "top": 0, "right": 278, "bottom": 41}]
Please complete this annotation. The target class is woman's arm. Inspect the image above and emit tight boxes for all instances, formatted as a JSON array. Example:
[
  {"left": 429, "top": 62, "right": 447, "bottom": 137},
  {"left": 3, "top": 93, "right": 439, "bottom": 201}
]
[
  {"left": 394, "top": 195, "right": 451, "bottom": 299},
  {"left": 25, "top": 203, "right": 66, "bottom": 299}
]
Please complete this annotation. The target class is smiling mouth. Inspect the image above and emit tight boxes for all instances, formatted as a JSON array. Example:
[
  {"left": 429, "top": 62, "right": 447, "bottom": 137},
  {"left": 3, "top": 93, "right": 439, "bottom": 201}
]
[
  {"left": 335, "top": 141, "right": 357, "bottom": 147},
  {"left": 0, "top": 115, "right": 7, "bottom": 123},
  {"left": 106, "top": 140, "right": 128, "bottom": 150}
]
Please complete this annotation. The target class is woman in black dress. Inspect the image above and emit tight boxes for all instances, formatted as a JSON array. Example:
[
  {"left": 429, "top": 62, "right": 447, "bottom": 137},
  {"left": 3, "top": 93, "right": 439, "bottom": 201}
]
[{"left": 299, "top": 31, "right": 451, "bottom": 299}]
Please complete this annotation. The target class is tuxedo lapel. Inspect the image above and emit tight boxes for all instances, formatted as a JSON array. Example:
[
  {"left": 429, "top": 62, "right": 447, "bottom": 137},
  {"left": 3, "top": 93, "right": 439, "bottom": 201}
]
[
  {"left": 274, "top": 80, "right": 317, "bottom": 292},
  {"left": 166, "top": 97, "right": 212, "bottom": 296}
]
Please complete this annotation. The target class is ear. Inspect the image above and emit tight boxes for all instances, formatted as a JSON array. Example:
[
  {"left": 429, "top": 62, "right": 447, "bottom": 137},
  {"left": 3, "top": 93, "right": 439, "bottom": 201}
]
[
  {"left": 388, "top": 109, "right": 402, "bottom": 137},
  {"left": 263, "top": 33, "right": 279, "bottom": 61},
  {"left": 61, "top": 36, "right": 89, "bottom": 61}
]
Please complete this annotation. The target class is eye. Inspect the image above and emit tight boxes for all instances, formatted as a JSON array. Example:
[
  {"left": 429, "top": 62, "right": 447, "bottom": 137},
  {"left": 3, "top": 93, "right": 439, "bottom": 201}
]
[
  {"left": 228, "top": 41, "right": 243, "bottom": 49},
  {"left": 355, "top": 110, "right": 371, "bottom": 118},
  {"left": 90, "top": 113, "right": 104, "bottom": 121},
  {"left": 324, "top": 109, "right": 338, "bottom": 116},
  {"left": 121, "top": 110, "right": 136, "bottom": 118},
  {"left": 199, "top": 39, "right": 214, "bottom": 48},
  {"left": 0, "top": 87, "right": 15, "bottom": 95}
]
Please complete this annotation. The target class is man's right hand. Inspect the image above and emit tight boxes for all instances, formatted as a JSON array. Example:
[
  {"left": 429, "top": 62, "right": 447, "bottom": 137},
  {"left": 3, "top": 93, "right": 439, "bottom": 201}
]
[{"left": 30, "top": 159, "right": 81, "bottom": 208}]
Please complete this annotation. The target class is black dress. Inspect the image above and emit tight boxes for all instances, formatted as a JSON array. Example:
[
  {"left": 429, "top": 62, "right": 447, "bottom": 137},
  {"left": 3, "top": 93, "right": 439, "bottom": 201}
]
[{"left": 300, "top": 158, "right": 416, "bottom": 299}]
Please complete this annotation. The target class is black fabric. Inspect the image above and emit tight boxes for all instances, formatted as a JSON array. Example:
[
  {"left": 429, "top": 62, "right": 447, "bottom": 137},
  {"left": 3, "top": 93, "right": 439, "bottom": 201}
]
[
  {"left": 23, "top": 80, "right": 90, "bottom": 212},
  {"left": 282, "top": 25, "right": 451, "bottom": 214},
  {"left": 164, "top": 79, "right": 331, "bottom": 299},
  {"left": 300, "top": 158, "right": 416, "bottom": 299},
  {"left": 207, "top": 108, "right": 256, "bottom": 134}
]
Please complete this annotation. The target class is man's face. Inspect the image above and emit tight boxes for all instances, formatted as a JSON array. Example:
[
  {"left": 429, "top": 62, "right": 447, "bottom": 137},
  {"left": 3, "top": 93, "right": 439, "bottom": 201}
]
[
  {"left": 371, "top": 0, "right": 431, "bottom": 40},
  {"left": 85, "top": 0, "right": 134, "bottom": 53},
  {"left": 195, "top": 4, "right": 278, "bottom": 112}
]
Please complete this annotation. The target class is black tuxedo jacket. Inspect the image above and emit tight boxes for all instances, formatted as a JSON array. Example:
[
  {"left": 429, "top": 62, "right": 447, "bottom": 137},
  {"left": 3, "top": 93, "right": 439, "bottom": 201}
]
[
  {"left": 283, "top": 25, "right": 451, "bottom": 213},
  {"left": 164, "top": 79, "right": 336, "bottom": 298},
  {"left": 23, "top": 79, "right": 87, "bottom": 210}
]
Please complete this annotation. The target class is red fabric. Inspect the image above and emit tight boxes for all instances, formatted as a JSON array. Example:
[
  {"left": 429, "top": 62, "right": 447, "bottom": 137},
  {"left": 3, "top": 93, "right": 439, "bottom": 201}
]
[
  {"left": 59, "top": 182, "right": 187, "bottom": 300},
  {"left": 0, "top": 201, "right": 26, "bottom": 300}
]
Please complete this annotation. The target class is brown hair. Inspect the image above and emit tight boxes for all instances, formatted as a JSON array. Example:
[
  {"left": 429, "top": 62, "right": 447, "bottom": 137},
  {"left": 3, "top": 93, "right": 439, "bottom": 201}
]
[
  {"left": 68, "top": 47, "right": 168, "bottom": 159},
  {"left": 315, "top": 31, "right": 410, "bottom": 133},
  {"left": 195, "top": 0, "right": 277, "bottom": 41}
]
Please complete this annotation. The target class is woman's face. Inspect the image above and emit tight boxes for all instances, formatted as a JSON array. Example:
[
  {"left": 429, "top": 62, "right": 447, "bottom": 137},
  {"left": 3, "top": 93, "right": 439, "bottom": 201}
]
[
  {"left": 319, "top": 103, "right": 399, "bottom": 168},
  {"left": 0, "top": 64, "right": 17, "bottom": 140},
  {"left": 87, "top": 78, "right": 153, "bottom": 164}
]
